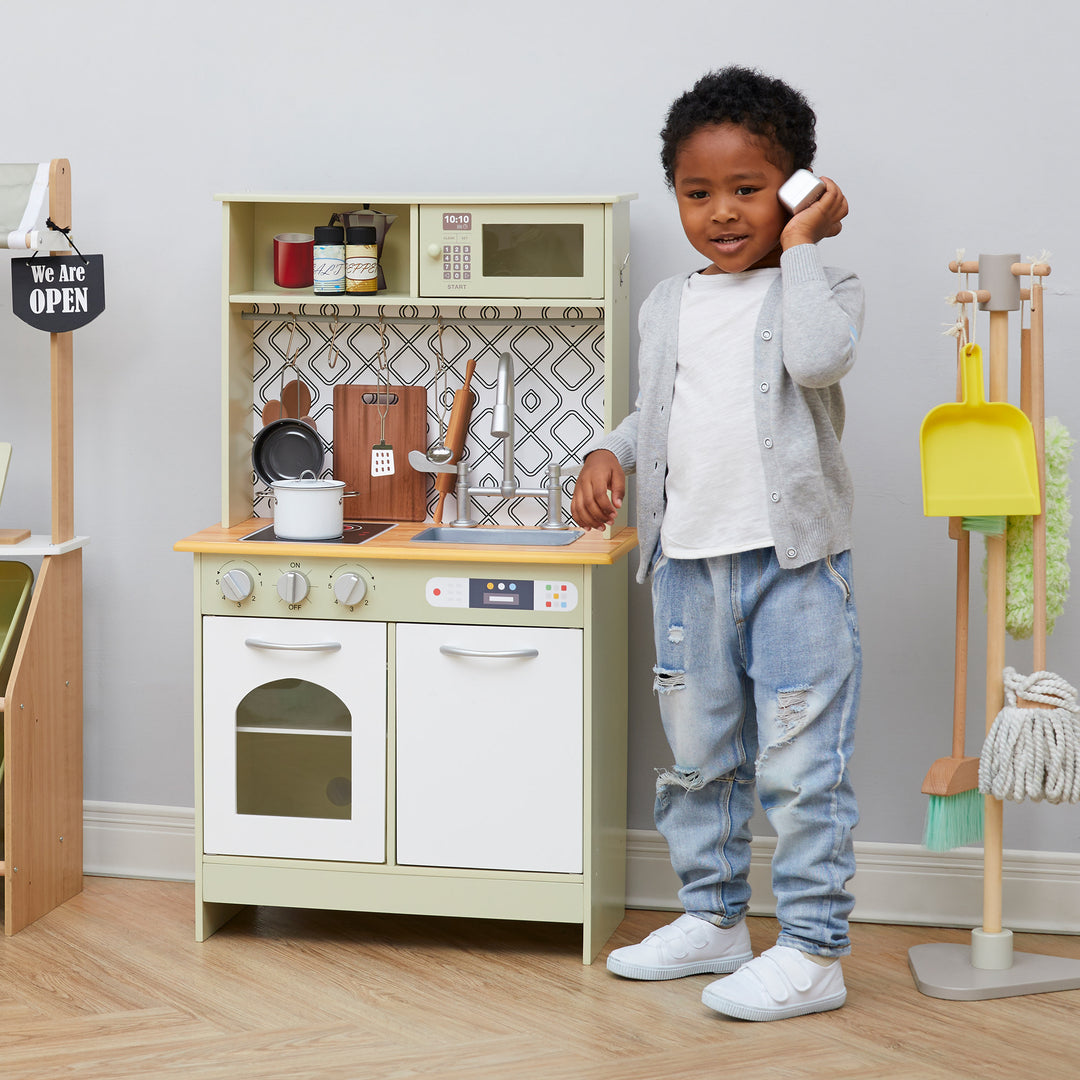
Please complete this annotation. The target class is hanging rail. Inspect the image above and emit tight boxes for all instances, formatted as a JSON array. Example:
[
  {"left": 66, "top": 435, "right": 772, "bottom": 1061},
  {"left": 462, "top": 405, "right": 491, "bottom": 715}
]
[{"left": 241, "top": 309, "right": 605, "bottom": 327}]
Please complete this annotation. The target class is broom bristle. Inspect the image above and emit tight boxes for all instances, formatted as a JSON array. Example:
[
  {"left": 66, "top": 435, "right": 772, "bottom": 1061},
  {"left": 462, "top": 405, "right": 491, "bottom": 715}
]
[
  {"left": 961, "top": 515, "right": 1007, "bottom": 536},
  {"left": 923, "top": 788, "right": 984, "bottom": 851}
]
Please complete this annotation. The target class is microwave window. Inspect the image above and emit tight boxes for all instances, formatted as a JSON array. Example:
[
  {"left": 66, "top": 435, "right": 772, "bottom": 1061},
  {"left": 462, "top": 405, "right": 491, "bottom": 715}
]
[{"left": 482, "top": 223, "right": 585, "bottom": 278}]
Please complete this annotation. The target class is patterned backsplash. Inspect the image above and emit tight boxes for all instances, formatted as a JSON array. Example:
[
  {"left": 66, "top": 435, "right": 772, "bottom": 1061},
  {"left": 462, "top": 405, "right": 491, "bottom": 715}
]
[{"left": 249, "top": 304, "right": 606, "bottom": 526}]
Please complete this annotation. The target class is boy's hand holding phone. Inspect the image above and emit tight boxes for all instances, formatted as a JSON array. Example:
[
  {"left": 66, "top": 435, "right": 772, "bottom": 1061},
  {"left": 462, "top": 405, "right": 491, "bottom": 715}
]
[
  {"left": 780, "top": 173, "right": 849, "bottom": 251},
  {"left": 570, "top": 449, "right": 625, "bottom": 530}
]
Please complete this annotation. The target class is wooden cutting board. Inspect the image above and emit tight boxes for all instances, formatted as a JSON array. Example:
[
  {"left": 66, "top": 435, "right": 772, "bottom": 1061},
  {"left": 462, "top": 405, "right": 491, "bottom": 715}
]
[{"left": 333, "top": 385, "right": 427, "bottom": 521}]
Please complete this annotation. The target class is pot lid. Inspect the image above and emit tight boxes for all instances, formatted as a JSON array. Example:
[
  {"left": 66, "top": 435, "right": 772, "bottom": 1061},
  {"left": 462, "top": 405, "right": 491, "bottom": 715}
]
[{"left": 272, "top": 469, "right": 344, "bottom": 490}]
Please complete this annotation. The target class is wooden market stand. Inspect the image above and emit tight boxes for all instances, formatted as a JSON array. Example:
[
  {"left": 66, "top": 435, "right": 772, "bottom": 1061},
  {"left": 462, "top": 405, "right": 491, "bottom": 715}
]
[{"left": 0, "top": 158, "right": 85, "bottom": 933}]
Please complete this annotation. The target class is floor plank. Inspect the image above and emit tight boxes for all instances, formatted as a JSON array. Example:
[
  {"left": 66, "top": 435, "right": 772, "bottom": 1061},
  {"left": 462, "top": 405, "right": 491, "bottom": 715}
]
[{"left": 0, "top": 878, "right": 1077, "bottom": 1079}]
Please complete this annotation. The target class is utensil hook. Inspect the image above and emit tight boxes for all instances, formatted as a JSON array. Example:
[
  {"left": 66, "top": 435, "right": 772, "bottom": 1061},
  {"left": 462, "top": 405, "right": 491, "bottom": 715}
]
[
  {"left": 327, "top": 312, "right": 341, "bottom": 369},
  {"left": 375, "top": 315, "right": 390, "bottom": 440},
  {"left": 279, "top": 313, "right": 308, "bottom": 407},
  {"left": 435, "top": 317, "right": 449, "bottom": 444}
]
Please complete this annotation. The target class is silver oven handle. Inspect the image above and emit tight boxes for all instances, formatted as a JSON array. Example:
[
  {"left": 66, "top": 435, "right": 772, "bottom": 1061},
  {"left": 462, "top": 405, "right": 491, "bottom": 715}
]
[
  {"left": 244, "top": 638, "right": 342, "bottom": 653},
  {"left": 439, "top": 644, "right": 539, "bottom": 660}
]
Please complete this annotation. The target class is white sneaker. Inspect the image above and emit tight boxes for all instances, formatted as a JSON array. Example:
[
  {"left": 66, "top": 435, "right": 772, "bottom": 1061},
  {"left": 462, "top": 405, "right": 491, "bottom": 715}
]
[
  {"left": 701, "top": 945, "right": 846, "bottom": 1020},
  {"left": 606, "top": 914, "right": 753, "bottom": 980}
]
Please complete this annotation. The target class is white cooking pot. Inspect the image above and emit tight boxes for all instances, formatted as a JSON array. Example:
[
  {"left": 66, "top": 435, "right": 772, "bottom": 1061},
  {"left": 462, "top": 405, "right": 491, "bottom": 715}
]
[{"left": 270, "top": 470, "right": 348, "bottom": 540}]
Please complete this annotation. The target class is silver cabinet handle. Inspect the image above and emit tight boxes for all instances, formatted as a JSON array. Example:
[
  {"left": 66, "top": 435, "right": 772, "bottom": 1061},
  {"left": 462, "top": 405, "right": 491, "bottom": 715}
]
[
  {"left": 244, "top": 638, "right": 342, "bottom": 653},
  {"left": 438, "top": 644, "right": 539, "bottom": 660}
]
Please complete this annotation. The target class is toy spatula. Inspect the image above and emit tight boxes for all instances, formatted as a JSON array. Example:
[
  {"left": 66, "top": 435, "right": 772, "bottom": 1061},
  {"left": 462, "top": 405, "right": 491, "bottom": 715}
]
[
  {"left": 371, "top": 319, "right": 396, "bottom": 475},
  {"left": 372, "top": 439, "right": 395, "bottom": 476},
  {"left": 371, "top": 401, "right": 395, "bottom": 476}
]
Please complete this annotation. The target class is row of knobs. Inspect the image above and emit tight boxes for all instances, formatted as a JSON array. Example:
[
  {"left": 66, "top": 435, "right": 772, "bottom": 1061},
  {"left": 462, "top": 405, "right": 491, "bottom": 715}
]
[{"left": 220, "top": 567, "right": 368, "bottom": 606}]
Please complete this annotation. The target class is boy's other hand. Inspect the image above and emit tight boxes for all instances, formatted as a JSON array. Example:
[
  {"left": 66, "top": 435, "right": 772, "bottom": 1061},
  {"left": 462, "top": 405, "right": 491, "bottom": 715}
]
[
  {"left": 781, "top": 176, "right": 848, "bottom": 249},
  {"left": 571, "top": 450, "right": 625, "bottom": 530}
]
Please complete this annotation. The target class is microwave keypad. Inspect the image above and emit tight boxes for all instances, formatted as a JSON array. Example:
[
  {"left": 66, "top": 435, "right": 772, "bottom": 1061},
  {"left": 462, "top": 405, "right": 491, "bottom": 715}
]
[{"left": 443, "top": 244, "right": 472, "bottom": 281}]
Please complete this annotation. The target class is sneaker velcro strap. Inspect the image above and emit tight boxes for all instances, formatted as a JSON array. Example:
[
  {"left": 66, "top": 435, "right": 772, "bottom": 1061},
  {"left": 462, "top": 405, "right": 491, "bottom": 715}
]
[{"left": 751, "top": 949, "right": 814, "bottom": 998}]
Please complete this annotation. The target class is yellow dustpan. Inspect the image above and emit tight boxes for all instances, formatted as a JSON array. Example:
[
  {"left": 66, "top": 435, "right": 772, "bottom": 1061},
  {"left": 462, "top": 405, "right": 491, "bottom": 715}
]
[{"left": 920, "top": 343, "right": 1040, "bottom": 517}]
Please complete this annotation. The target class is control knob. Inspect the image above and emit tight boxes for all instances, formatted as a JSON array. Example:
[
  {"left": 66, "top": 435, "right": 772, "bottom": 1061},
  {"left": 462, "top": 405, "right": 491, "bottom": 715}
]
[
  {"left": 427, "top": 242, "right": 443, "bottom": 259},
  {"left": 277, "top": 570, "right": 310, "bottom": 604},
  {"left": 220, "top": 567, "right": 254, "bottom": 602},
  {"left": 333, "top": 572, "right": 368, "bottom": 606}
]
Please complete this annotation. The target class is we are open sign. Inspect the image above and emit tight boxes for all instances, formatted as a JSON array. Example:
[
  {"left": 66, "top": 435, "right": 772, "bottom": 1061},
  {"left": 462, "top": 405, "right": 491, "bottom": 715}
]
[{"left": 11, "top": 255, "right": 105, "bottom": 332}]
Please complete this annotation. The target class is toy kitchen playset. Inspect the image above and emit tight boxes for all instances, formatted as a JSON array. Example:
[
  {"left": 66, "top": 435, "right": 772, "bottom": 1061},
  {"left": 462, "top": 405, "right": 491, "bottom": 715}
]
[{"left": 175, "top": 193, "right": 637, "bottom": 962}]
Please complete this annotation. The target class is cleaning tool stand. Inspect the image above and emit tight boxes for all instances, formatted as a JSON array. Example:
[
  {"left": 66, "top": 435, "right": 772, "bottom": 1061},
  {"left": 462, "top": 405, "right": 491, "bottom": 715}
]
[
  {"left": 910, "top": 254, "right": 1080, "bottom": 1000},
  {"left": 977, "top": 252, "right": 1020, "bottom": 312},
  {"left": 970, "top": 927, "right": 1013, "bottom": 969}
]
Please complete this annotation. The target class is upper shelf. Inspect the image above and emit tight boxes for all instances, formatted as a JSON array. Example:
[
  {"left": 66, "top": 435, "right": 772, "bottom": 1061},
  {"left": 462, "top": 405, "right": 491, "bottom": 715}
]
[
  {"left": 215, "top": 192, "right": 636, "bottom": 205},
  {"left": 219, "top": 193, "right": 635, "bottom": 310}
]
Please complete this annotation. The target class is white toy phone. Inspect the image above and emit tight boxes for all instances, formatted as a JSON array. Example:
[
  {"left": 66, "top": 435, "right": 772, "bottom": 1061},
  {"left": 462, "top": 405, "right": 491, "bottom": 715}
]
[{"left": 778, "top": 169, "right": 826, "bottom": 214}]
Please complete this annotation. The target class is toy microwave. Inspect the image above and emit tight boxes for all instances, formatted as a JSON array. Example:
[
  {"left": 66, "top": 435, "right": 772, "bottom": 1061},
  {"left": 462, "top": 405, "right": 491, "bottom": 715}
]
[{"left": 417, "top": 203, "right": 606, "bottom": 299}]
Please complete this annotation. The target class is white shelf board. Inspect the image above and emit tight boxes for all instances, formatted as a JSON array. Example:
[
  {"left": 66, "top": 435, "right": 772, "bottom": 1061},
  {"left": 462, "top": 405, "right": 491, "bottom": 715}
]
[
  {"left": 230, "top": 291, "right": 608, "bottom": 311},
  {"left": 0, "top": 534, "right": 89, "bottom": 556},
  {"left": 215, "top": 192, "right": 636, "bottom": 205}
]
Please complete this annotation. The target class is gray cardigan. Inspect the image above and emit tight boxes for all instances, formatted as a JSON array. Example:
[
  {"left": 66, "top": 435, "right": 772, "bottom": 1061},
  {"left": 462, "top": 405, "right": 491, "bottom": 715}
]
[{"left": 594, "top": 244, "right": 864, "bottom": 583}]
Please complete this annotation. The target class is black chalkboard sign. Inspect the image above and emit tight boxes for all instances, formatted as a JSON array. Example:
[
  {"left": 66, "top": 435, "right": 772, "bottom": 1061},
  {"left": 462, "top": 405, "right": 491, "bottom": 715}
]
[{"left": 10, "top": 255, "right": 105, "bottom": 332}]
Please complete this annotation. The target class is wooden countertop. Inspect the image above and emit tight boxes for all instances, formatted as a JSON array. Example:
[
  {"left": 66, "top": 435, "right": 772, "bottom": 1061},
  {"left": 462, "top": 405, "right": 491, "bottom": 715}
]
[{"left": 175, "top": 519, "right": 638, "bottom": 566}]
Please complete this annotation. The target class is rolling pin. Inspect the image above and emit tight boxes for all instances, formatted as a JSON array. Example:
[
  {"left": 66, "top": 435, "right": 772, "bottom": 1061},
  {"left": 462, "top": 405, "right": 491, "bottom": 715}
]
[{"left": 434, "top": 357, "right": 477, "bottom": 524}]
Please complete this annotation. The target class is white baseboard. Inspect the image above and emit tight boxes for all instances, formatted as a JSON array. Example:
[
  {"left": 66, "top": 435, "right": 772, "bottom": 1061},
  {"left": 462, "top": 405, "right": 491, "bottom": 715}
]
[
  {"left": 83, "top": 801, "right": 196, "bottom": 882},
  {"left": 81, "top": 805, "right": 1080, "bottom": 935},
  {"left": 627, "top": 829, "right": 1080, "bottom": 935}
]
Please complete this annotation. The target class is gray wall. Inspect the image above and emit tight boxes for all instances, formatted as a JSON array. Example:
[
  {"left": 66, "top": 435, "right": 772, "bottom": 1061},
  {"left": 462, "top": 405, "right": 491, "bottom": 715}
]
[{"left": 2, "top": 0, "right": 1078, "bottom": 854}]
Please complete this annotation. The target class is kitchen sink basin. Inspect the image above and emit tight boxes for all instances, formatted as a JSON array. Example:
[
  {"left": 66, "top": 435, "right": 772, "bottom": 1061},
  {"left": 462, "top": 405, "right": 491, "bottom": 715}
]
[{"left": 411, "top": 526, "right": 584, "bottom": 547}]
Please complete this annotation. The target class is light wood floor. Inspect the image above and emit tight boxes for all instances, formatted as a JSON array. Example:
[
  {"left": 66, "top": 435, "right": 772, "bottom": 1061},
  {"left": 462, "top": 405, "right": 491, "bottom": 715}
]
[{"left": 1, "top": 878, "right": 1078, "bottom": 1079}]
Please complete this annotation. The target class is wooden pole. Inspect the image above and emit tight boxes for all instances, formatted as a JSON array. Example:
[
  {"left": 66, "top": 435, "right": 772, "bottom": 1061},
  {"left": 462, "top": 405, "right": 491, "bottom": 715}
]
[
  {"left": 48, "top": 159, "right": 74, "bottom": 545},
  {"left": 983, "top": 308, "right": 1009, "bottom": 935},
  {"left": 1030, "top": 280, "right": 1047, "bottom": 672}
]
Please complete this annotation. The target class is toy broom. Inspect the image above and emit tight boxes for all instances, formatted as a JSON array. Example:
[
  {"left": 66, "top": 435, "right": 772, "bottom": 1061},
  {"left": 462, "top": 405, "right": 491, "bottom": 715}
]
[
  {"left": 922, "top": 522, "right": 984, "bottom": 848},
  {"left": 922, "top": 317, "right": 984, "bottom": 849}
]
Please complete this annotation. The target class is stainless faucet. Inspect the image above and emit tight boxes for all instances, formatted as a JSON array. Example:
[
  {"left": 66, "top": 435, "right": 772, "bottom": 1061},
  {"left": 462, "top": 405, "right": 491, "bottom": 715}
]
[
  {"left": 490, "top": 349, "right": 519, "bottom": 497},
  {"left": 409, "top": 351, "right": 580, "bottom": 528}
]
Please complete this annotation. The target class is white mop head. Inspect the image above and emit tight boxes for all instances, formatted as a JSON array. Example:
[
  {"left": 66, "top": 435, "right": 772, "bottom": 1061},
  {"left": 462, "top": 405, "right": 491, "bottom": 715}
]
[{"left": 980, "top": 668, "right": 1080, "bottom": 803}]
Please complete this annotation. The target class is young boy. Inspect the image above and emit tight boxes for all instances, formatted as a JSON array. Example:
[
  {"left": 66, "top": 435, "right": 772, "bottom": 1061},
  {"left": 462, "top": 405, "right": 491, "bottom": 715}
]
[{"left": 572, "top": 67, "right": 863, "bottom": 1022}]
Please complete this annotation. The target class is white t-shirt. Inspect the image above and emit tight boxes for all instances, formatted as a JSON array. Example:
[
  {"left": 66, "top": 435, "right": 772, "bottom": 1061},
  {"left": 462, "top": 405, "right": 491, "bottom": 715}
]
[{"left": 661, "top": 268, "right": 780, "bottom": 559}]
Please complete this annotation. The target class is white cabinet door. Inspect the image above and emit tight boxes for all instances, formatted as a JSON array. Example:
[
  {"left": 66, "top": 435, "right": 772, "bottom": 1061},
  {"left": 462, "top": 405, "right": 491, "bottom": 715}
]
[
  {"left": 395, "top": 623, "right": 583, "bottom": 873},
  {"left": 202, "top": 616, "right": 387, "bottom": 862}
]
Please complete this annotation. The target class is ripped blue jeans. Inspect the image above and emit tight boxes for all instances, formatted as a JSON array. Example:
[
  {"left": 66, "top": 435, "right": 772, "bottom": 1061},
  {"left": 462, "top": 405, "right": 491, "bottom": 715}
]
[{"left": 650, "top": 545, "right": 860, "bottom": 957}]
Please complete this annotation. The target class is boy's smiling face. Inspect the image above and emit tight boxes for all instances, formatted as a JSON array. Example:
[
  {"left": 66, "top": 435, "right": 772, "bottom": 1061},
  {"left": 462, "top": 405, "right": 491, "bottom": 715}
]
[{"left": 673, "top": 123, "right": 790, "bottom": 274}]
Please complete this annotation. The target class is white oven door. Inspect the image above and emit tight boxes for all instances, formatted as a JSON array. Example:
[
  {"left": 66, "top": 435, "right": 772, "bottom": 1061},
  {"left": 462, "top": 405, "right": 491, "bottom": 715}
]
[{"left": 202, "top": 616, "right": 387, "bottom": 862}]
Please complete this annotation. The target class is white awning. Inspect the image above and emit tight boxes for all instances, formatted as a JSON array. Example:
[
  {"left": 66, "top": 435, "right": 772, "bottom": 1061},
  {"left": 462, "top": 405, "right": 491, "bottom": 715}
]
[{"left": 0, "top": 162, "right": 69, "bottom": 251}]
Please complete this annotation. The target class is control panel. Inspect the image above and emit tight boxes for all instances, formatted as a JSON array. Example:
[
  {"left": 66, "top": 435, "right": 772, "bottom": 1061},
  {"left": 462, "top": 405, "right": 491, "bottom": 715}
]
[
  {"left": 205, "top": 558, "right": 378, "bottom": 618},
  {"left": 200, "top": 556, "right": 585, "bottom": 625},
  {"left": 426, "top": 239, "right": 472, "bottom": 283},
  {"left": 425, "top": 575, "right": 578, "bottom": 613}
]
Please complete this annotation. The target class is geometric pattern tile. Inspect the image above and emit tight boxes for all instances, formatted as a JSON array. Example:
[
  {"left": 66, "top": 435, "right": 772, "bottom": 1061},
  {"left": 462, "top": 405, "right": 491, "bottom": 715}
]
[{"left": 249, "top": 304, "right": 606, "bottom": 526}]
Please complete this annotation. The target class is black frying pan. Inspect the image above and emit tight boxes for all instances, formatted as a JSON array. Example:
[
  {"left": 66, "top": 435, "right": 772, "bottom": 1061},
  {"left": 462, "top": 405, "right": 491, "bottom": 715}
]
[{"left": 252, "top": 418, "right": 324, "bottom": 486}]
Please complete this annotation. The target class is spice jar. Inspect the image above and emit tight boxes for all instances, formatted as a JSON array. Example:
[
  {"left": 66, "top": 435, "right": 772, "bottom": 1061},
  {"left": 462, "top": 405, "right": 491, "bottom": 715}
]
[
  {"left": 345, "top": 226, "right": 378, "bottom": 294},
  {"left": 313, "top": 225, "right": 345, "bottom": 295}
]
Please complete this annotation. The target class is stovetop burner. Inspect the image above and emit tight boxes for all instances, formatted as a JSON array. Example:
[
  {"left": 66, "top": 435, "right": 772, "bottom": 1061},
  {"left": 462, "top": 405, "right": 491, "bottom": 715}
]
[{"left": 240, "top": 521, "right": 395, "bottom": 545}]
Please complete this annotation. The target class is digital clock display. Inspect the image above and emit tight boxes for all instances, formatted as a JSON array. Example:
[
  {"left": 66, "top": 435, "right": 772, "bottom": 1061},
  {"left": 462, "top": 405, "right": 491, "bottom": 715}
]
[{"left": 442, "top": 212, "right": 473, "bottom": 231}]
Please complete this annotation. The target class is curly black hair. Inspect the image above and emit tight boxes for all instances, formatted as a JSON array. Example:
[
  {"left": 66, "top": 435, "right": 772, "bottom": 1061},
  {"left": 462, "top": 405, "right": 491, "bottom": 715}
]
[{"left": 659, "top": 67, "right": 816, "bottom": 187}]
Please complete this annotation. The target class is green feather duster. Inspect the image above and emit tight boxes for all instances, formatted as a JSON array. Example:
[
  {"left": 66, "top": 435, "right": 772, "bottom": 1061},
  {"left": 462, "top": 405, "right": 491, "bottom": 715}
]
[{"left": 982, "top": 417, "right": 1073, "bottom": 638}]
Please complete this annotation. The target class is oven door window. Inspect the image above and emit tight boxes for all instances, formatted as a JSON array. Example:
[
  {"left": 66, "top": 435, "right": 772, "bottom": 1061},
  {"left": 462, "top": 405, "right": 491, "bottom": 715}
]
[
  {"left": 481, "top": 223, "right": 584, "bottom": 277},
  {"left": 236, "top": 678, "right": 352, "bottom": 820}
]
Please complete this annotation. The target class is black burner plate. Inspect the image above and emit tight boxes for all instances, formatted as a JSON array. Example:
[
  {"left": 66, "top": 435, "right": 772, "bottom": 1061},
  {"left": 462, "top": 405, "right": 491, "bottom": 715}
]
[{"left": 240, "top": 521, "right": 395, "bottom": 545}]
